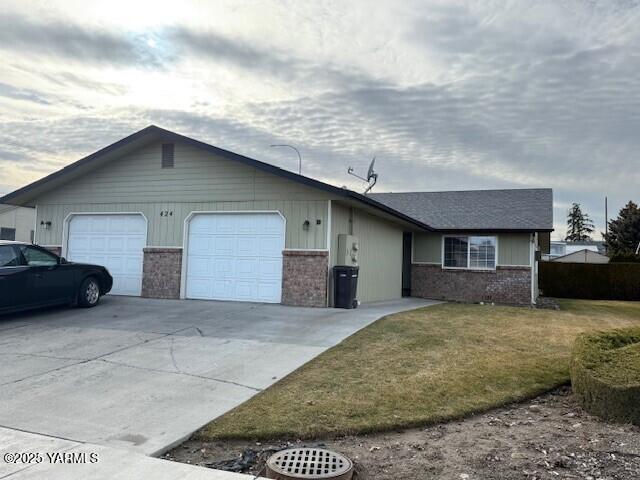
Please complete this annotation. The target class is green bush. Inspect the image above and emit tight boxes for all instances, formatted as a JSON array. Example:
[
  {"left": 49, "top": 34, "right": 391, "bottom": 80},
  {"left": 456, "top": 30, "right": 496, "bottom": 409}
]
[
  {"left": 539, "top": 262, "right": 640, "bottom": 300},
  {"left": 571, "top": 327, "right": 640, "bottom": 425}
]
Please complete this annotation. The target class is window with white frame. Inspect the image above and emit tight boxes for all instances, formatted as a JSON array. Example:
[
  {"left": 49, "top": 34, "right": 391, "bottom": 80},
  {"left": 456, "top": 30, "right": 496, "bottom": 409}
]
[{"left": 443, "top": 236, "right": 497, "bottom": 269}]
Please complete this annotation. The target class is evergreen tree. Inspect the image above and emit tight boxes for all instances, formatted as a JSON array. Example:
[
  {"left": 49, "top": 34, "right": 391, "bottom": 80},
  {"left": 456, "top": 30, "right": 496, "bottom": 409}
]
[
  {"left": 604, "top": 201, "right": 640, "bottom": 255},
  {"left": 565, "top": 203, "right": 594, "bottom": 241}
]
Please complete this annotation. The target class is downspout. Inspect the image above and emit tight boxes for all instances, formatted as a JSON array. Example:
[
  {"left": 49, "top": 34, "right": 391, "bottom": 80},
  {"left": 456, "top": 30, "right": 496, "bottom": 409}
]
[
  {"left": 530, "top": 233, "right": 537, "bottom": 305},
  {"left": 326, "top": 200, "right": 332, "bottom": 307}
]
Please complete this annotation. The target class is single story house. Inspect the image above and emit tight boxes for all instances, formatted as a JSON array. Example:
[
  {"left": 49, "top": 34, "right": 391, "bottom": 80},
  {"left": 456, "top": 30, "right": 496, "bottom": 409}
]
[
  {"left": 1, "top": 126, "right": 553, "bottom": 306},
  {"left": 0, "top": 204, "right": 35, "bottom": 242},
  {"left": 551, "top": 249, "right": 610, "bottom": 264}
]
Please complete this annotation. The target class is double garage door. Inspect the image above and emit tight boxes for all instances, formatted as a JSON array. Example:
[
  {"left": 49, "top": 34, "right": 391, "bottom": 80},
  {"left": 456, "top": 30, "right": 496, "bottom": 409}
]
[{"left": 65, "top": 212, "right": 285, "bottom": 303}]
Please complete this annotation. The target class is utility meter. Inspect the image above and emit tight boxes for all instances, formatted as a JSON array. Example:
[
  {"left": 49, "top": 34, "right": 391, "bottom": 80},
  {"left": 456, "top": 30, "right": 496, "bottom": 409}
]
[{"left": 337, "top": 234, "right": 359, "bottom": 266}]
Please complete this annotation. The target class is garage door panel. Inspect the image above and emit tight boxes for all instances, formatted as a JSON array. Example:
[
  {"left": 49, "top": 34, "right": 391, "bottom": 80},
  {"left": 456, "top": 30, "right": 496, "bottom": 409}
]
[
  {"left": 259, "top": 237, "right": 282, "bottom": 256},
  {"left": 67, "top": 214, "right": 146, "bottom": 296},
  {"left": 187, "top": 256, "right": 210, "bottom": 276},
  {"left": 188, "top": 236, "right": 211, "bottom": 255},
  {"left": 215, "top": 217, "right": 234, "bottom": 233},
  {"left": 214, "top": 237, "right": 234, "bottom": 255},
  {"left": 186, "top": 213, "right": 284, "bottom": 303},
  {"left": 106, "top": 237, "right": 123, "bottom": 251},
  {"left": 187, "top": 279, "right": 212, "bottom": 299},
  {"left": 237, "top": 237, "right": 256, "bottom": 255},
  {"left": 236, "top": 258, "right": 258, "bottom": 277},
  {"left": 258, "top": 282, "right": 280, "bottom": 302},
  {"left": 214, "top": 257, "right": 234, "bottom": 276},
  {"left": 235, "top": 281, "right": 257, "bottom": 300},
  {"left": 92, "top": 218, "right": 109, "bottom": 233},
  {"left": 212, "top": 280, "right": 229, "bottom": 298},
  {"left": 126, "top": 237, "right": 146, "bottom": 251},
  {"left": 259, "top": 259, "right": 281, "bottom": 278},
  {"left": 68, "top": 236, "right": 90, "bottom": 252}
]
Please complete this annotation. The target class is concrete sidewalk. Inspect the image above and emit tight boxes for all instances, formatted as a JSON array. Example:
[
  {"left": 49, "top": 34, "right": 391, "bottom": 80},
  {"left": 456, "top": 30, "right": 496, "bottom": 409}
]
[
  {"left": 0, "top": 297, "right": 438, "bottom": 456},
  {"left": 0, "top": 427, "right": 263, "bottom": 480}
]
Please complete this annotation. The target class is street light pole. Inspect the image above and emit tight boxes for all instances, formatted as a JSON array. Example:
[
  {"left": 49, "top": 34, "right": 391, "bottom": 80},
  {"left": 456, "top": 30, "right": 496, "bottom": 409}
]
[{"left": 270, "top": 144, "right": 302, "bottom": 175}]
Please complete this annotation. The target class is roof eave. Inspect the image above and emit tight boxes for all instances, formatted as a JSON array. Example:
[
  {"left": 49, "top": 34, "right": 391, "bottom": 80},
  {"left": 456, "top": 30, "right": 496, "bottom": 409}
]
[
  {"left": 0, "top": 125, "right": 435, "bottom": 231},
  {"left": 0, "top": 125, "right": 162, "bottom": 206},
  {"left": 435, "top": 228, "right": 554, "bottom": 234}
]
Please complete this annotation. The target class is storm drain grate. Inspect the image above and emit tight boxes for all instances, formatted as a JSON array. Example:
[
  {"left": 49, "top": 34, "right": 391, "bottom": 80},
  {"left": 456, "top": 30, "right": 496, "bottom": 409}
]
[{"left": 265, "top": 447, "right": 353, "bottom": 480}]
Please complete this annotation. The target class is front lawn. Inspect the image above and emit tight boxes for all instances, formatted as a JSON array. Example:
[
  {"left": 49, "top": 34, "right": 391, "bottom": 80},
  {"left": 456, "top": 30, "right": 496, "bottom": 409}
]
[{"left": 198, "top": 299, "right": 640, "bottom": 440}]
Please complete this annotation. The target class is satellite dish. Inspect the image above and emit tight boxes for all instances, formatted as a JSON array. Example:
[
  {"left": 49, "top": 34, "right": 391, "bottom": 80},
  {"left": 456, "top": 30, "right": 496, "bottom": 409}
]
[
  {"left": 347, "top": 156, "right": 379, "bottom": 194},
  {"left": 367, "top": 157, "right": 376, "bottom": 181}
]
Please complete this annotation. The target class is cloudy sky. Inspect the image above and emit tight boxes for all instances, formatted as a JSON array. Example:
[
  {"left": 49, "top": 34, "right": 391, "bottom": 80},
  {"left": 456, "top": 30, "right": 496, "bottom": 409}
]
[{"left": 1, "top": 0, "right": 639, "bottom": 239}]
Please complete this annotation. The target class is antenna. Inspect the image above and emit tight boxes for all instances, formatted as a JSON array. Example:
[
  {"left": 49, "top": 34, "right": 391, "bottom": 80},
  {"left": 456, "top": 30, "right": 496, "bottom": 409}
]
[{"left": 348, "top": 156, "right": 379, "bottom": 194}]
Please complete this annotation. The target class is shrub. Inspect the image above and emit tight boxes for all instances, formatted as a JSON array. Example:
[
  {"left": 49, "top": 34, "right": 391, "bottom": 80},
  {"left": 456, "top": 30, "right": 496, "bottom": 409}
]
[
  {"left": 571, "top": 327, "right": 640, "bottom": 425},
  {"left": 539, "top": 262, "right": 640, "bottom": 300}
]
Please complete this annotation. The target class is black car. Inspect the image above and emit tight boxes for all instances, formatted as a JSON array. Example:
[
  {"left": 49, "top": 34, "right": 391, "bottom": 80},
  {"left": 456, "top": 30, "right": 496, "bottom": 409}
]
[{"left": 0, "top": 241, "right": 113, "bottom": 315}]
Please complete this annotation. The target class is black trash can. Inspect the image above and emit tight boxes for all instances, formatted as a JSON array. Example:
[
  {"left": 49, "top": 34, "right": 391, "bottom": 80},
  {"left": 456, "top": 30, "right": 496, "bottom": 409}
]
[{"left": 333, "top": 266, "right": 359, "bottom": 309}]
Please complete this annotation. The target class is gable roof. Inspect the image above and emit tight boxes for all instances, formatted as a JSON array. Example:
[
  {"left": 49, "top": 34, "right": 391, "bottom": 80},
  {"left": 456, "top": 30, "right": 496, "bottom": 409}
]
[
  {"left": 370, "top": 188, "right": 553, "bottom": 232},
  {"left": 0, "top": 125, "right": 433, "bottom": 231}
]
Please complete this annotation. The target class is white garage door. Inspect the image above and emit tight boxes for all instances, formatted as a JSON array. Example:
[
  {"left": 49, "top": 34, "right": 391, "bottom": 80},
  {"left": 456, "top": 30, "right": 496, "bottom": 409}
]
[
  {"left": 186, "top": 213, "right": 285, "bottom": 303},
  {"left": 66, "top": 214, "right": 146, "bottom": 296}
]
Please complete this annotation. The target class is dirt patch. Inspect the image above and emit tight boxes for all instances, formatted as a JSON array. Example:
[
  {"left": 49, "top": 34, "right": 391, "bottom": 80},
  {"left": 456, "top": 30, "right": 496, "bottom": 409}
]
[{"left": 165, "top": 387, "right": 640, "bottom": 479}]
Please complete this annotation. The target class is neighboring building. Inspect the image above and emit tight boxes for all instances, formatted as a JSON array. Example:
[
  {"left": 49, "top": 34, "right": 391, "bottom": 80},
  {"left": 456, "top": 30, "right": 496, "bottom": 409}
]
[
  {"left": 0, "top": 204, "right": 34, "bottom": 242},
  {"left": 551, "top": 249, "right": 610, "bottom": 264},
  {"left": 1, "top": 126, "right": 553, "bottom": 306},
  {"left": 546, "top": 240, "right": 606, "bottom": 260}
]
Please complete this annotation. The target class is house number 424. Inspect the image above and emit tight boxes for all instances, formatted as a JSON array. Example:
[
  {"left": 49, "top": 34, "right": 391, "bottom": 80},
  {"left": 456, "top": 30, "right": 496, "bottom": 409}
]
[{"left": 160, "top": 210, "right": 173, "bottom": 217}]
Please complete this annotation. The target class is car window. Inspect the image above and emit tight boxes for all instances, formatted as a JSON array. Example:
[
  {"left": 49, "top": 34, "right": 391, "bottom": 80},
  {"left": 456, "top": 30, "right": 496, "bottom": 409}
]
[
  {"left": 19, "top": 246, "right": 58, "bottom": 267},
  {"left": 0, "top": 246, "right": 20, "bottom": 267}
]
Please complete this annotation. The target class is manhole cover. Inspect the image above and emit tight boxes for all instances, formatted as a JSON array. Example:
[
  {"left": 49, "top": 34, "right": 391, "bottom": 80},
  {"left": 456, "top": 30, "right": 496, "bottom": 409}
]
[{"left": 265, "top": 447, "right": 353, "bottom": 480}]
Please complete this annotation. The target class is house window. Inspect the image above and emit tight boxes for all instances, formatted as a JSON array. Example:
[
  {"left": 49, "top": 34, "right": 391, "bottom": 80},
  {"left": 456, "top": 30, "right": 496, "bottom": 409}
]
[
  {"left": 0, "top": 227, "right": 16, "bottom": 241},
  {"left": 162, "top": 143, "right": 174, "bottom": 168},
  {"left": 443, "top": 236, "right": 468, "bottom": 267},
  {"left": 444, "top": 236, "right": 496, "bottom": 270}
]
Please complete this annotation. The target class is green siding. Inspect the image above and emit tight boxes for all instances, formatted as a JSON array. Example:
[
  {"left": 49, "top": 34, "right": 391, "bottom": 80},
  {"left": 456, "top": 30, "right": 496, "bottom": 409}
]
[
  {"left": 0, "top": 206, "right": 34, "bottom": 243},
  {"left": 412, "top": 232, "right": 441, "bottom": 263},
  {"left": 36, "top": 201, "right": 328, "bottom": 249},
  {"left": 498, "top": 233, "right": 531, "bottom": 266},
  {"left": 330, "top": 202, "right": 403, "bottom": 303},
  {"left": 37, "top": 142, "right": 332, "bottom": 204},
  {"left": 329, "top": 202, "right": 352, "bottom": 267},
  {"left": 33, "top": 140, "right": 331, "bottom": 249},
  {"left": 412, "top": 232, "right": 531, "bottom": 266}
]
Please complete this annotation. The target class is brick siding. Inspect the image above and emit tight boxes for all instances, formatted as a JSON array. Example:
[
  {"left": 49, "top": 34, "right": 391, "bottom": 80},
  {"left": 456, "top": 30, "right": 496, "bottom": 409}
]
[
  {"left": 142, "top": 247, "right": 183, "bottom": 299},
  {"left": 282, "top": 250, "right": 329, "bottom": 307},
  {"left": 411, "top": 264, "right": 532, "bottom": 305}
]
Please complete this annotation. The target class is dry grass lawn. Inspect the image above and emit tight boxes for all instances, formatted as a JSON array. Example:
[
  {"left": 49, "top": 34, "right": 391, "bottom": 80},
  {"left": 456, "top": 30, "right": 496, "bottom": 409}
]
[{"left": 198, "top": 300, "right": 640, "bottom": 441}]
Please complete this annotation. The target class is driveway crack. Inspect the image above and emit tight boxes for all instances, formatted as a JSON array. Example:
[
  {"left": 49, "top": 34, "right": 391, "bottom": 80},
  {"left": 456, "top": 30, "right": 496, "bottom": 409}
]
[
  {"left": 0, "top": 325, "right": 200, "bottom": 387},
  {"left": 98, "top": 358, "right": 262, "bottom": 392}
]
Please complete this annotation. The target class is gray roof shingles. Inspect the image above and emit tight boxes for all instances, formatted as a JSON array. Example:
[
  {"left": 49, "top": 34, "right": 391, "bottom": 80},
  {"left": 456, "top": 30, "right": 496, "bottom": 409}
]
[{"left": 369, "top": 188, "right": 553, "bottom": 231}]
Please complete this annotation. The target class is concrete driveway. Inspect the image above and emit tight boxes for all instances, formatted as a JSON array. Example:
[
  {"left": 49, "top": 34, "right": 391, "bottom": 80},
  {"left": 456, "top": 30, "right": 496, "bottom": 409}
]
[{"left": 0, "top": 296, "right": 437, "bottom": 457}]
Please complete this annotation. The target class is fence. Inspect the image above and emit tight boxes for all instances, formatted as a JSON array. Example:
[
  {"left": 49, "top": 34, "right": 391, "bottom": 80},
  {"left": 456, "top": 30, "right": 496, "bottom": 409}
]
[{"left": 539, "top": 261, "right": 640, "bottom": 300}]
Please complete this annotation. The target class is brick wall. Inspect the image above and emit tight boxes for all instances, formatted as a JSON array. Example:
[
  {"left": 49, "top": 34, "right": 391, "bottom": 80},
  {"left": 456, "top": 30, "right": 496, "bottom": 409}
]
[
  {"left": 282, "top": 250, "right": 329, "bottom": 307},
  {"left": 142, "top": 247, "right": 183, "bottom": 299},
  {"left": 411, "top": 264, "right": 532, "bottom": 305}
]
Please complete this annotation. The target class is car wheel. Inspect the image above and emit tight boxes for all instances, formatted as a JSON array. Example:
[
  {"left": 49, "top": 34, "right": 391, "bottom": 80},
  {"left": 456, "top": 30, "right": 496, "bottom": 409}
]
[{"left": 79, "top": 277, "right": 101, "bottom": 308}]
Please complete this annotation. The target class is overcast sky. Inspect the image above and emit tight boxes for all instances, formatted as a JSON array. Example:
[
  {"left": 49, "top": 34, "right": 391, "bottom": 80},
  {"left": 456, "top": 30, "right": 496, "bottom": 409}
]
[{"left": 1, "top": 0, "right": 638, "bottom": 239}]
